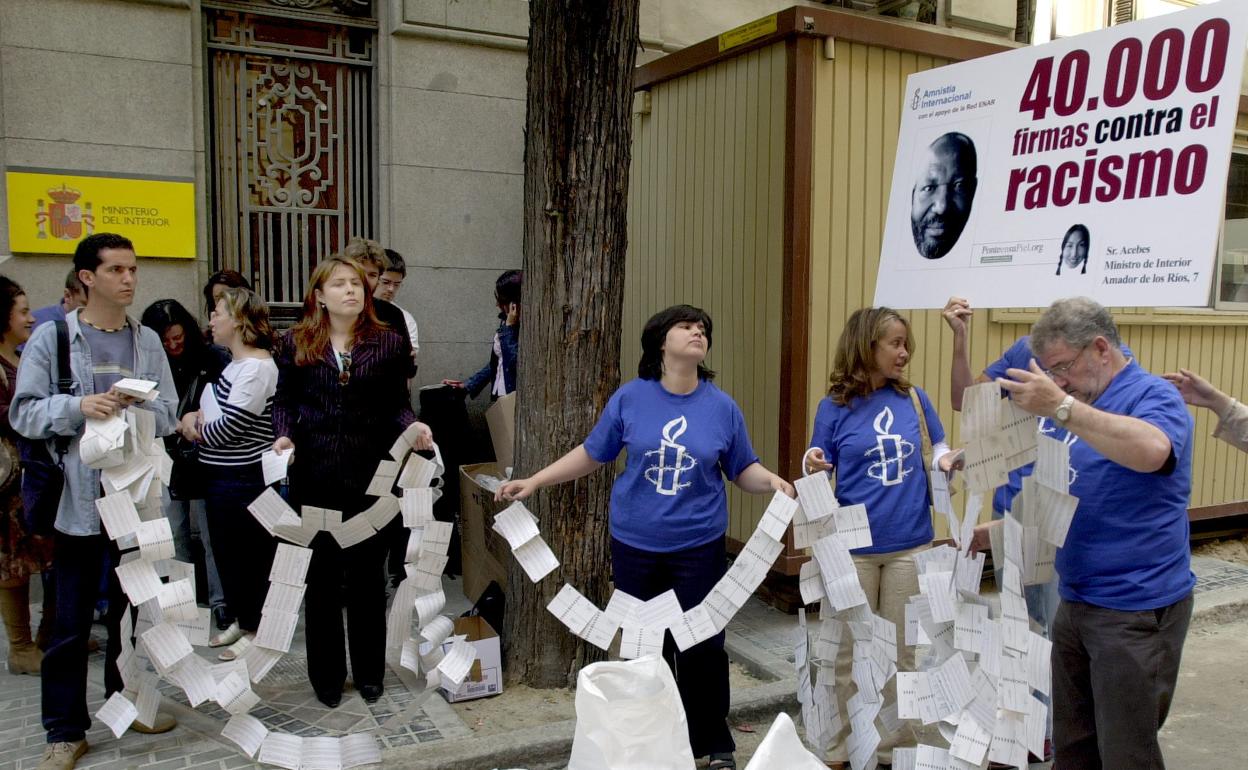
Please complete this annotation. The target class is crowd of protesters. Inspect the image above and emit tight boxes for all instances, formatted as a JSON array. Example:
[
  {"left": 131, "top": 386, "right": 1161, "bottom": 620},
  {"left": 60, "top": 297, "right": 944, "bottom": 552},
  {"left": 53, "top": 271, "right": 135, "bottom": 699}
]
[{"left": 1, "top": 231, "right": 1239, "bottom": 770}]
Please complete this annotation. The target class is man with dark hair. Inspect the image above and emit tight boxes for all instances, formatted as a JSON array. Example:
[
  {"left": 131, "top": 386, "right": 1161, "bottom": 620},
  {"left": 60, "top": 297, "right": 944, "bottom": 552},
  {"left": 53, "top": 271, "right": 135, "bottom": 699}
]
[
  {"left": 340, "top": 238, "right": 415, "bottom": 377},
  {"left": 31, "top": 270, "right": 87, "bottom": 331},
  {"left": 975, "top": 297, "right": 1194, "bottom": 769},
  {"left": 910, "top": 131, "right": 977, "bottom": 259},
  {"left": 376, "top": 248, "right": 420, "bottom": 363},
  {"left": 11, "top": 233, "right": 180, "bottom": 770}
]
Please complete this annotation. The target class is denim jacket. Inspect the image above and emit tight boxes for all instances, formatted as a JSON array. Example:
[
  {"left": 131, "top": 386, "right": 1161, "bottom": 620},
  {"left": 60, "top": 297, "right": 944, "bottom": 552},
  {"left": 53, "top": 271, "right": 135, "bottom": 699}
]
[
  {"left": 9, "top": 309, "right": 178, "bottom": 536},
  {"left": 465, "top": 319, "right": 518, "bottom": 399}
]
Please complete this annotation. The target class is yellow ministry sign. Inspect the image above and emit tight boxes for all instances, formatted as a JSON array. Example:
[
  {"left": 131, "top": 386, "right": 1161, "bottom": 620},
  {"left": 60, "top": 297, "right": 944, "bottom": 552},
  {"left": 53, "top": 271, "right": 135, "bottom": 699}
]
[{"left": 5, "top": 170, "right": 196, "bottom": 258}]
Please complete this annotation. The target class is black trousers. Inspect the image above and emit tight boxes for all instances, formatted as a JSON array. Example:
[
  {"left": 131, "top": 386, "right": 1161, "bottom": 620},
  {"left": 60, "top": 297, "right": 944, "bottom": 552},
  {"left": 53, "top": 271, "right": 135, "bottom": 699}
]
[
  {"left": 610, "top": 536, "right": 733, "bottom": 758},
  {"left": 304, "top": 527, "right": 387, "bottom": 696},
  {"left": 204, "top": 464, "right": 276, "bottom": 632},
  {"left": 1052, "top": 593, "right": 1193, "bottom": 770},
  {"left": 42, "top": 533, "right": 125, "bottom": 743}
]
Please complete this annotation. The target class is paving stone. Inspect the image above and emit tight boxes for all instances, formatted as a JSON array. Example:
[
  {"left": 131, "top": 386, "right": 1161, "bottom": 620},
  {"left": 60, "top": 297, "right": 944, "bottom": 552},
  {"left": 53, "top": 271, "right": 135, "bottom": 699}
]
[{"left": 135, "top": 758, "right": 189, "bottom": 770}]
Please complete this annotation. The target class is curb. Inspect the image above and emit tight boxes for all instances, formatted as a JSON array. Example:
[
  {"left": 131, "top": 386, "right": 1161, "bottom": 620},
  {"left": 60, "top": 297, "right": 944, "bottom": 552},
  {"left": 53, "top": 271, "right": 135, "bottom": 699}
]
[{"left": 384, "top": 676, "right": 800, "bottom": 770}]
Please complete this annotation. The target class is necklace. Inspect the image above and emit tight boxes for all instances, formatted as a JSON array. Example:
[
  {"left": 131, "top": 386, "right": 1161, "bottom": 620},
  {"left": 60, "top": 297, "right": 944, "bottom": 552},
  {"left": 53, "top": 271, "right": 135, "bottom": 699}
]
[{"left": 80, "top": 316, "right": 124, "bottom": 333}]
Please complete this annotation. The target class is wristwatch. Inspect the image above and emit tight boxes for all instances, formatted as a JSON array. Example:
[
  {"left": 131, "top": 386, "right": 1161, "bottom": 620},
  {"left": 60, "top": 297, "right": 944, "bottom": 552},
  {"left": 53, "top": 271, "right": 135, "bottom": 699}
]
[{"left": 1054, "top": 394, "right": 1076, "bottom": 426}]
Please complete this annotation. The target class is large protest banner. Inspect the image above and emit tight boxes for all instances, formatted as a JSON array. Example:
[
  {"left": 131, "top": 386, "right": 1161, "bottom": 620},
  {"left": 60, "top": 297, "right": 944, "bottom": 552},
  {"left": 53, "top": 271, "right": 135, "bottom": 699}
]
[{"left": 875, "top": 1, "right": 1248, "bottom": 309}]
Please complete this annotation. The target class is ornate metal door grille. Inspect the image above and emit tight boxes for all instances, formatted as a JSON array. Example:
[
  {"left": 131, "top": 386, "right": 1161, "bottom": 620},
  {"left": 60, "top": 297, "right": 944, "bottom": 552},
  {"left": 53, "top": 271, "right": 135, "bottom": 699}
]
[{"left": 207, "top": 9, "right": 376, "bottom": 311}]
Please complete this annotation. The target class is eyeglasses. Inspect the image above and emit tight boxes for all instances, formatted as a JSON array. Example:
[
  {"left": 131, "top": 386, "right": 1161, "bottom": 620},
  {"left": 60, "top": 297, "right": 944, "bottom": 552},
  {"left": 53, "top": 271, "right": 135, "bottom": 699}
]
[
  {"left": 1043, "top": 346, "right": 1087, "bottom": 379},
  {"left": 339, "top": 351, "right": 352, "bottom": 386},
  {"left": 378, "top": 276, "right": 403, "bottom": 290}
]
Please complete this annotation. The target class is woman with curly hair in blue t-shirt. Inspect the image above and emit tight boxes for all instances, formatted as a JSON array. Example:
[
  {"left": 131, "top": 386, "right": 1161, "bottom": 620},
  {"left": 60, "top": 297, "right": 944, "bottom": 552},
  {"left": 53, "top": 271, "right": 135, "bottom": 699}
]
[
  {"left": 804, "top": 306, "right": 962, "bottom": 768},
  {"left": 498, "top": 304, "right": 793, "bottom": 770}
]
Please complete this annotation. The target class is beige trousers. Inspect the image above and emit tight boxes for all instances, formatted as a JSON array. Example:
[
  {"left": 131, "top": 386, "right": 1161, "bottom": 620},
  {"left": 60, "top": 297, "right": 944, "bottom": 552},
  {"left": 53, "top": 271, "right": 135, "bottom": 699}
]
[{"left": 824, "top": 544, "right": 926, "bottom": 764}]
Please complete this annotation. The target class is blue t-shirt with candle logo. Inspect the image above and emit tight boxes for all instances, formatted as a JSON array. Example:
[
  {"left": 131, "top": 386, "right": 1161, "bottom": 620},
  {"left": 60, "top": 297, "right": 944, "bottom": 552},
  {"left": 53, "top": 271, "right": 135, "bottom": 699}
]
[
  {"left": 1056, "top": 361, "right": 1194, "bottom": 611},
  {"left": 985, "top": 335, "right": 1135, "bottom": 515},
  {"left": 808, "top": 386, "right": 944, "bottom": 555},
  {"left": 584, "top": 378, "right": 760, "bottom": 553}
]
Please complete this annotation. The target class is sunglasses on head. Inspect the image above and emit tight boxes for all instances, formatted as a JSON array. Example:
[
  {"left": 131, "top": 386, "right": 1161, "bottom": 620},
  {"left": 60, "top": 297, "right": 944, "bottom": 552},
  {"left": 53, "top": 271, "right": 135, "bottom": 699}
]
[{"left": 339, "top": 351, "right": 352, "bottom": 386}]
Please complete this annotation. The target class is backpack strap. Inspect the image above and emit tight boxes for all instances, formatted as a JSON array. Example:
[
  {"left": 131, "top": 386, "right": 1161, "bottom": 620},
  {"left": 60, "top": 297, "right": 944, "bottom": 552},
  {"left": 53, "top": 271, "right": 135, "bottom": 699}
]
[
  {"left": 910, "top": 387, "right": 934, "bottom": 504},
  {"left": 51, "top": 320, "right": 71, "bottom": 465}
]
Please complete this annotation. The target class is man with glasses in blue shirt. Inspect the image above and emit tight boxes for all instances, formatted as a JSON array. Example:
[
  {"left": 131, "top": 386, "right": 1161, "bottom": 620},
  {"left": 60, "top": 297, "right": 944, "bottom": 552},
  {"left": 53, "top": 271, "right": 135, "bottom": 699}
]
[{"left": 973, "top": 296, "right": 1194, "bottom": 770}]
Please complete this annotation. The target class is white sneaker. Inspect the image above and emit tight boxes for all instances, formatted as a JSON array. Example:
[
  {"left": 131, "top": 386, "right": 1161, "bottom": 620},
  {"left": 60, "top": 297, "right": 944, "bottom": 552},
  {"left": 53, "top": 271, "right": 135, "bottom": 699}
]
[{"left": 209, "top": 621, "right": 241, "bottom": 648}]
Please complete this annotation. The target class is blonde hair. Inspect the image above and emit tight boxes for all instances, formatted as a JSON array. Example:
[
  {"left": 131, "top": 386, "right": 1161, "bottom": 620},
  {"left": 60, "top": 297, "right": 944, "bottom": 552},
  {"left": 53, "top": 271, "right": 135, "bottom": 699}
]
[
  {"left": 827, "top": 307, "right": 914, "bottom": 406},
  {"left": 217, "top": 287, "right": 274, "bottom": 350}
]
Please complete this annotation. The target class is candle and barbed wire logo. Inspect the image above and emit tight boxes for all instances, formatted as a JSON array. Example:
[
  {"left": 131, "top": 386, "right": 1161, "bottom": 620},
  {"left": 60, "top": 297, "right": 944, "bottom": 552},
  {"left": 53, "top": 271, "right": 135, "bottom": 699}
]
[
  {"left": 645, "top": 416, "right": 697, "bottom": 496},
  {"left": 865, "top": 406, "right": 914, "bottom": 487}
]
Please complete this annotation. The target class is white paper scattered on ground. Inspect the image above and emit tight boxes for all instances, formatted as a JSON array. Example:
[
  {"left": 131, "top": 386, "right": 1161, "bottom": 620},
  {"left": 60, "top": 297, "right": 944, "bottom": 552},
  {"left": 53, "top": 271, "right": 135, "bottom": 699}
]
[{"left": 258, "top": 732, "right": 303, "bottom": 770}]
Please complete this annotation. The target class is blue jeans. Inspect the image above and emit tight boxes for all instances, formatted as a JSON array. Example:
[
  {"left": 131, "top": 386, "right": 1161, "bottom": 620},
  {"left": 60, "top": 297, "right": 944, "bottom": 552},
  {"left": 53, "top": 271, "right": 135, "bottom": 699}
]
[
  {"left": 42, "top": 533, "right": 126, "bottom": 743},
  {"left": 610, "top": 536, "right": 733, "bottom": 758}
]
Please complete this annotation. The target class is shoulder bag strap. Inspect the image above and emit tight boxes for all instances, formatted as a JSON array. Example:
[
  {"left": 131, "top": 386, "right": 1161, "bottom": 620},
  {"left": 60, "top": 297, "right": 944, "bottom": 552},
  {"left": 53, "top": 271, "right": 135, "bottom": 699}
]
[
  {"left": 910, "top": 387, "right": 934, "bottom": 506},
  {"left": 52, "top": 320, "right": 71, "bottom": 464}
]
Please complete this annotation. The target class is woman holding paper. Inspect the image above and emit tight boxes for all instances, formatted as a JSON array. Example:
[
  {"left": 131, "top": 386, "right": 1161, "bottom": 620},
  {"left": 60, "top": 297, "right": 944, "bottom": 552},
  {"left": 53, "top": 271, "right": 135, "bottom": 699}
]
[
  {"left": 804, "top": 306, "right": 960, "bottom": 767},
  {"left": 498, "top": 304, "right": 794, "bottom": 770},
  {"left": 178, "top": 288, "right": 278, "bottom": 660},
  {"left": 0, "top": 275, "right": 53, "bottom": 676},
  {"left": 271, "top": 256, "right": 432, "bottom": 708}
]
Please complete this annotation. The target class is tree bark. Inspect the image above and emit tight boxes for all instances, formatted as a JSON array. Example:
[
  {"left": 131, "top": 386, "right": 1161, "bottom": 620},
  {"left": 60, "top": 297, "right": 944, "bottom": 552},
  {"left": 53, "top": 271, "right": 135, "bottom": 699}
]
[{"left": 503, "top": 1, "right": 639, "bottom": 688}]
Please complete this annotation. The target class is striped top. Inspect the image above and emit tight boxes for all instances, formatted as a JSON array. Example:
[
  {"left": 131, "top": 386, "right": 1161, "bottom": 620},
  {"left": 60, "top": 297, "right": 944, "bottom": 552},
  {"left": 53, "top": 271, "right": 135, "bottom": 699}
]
[{"left": 198, "top": 357, "right": 278, "bottom": 467}]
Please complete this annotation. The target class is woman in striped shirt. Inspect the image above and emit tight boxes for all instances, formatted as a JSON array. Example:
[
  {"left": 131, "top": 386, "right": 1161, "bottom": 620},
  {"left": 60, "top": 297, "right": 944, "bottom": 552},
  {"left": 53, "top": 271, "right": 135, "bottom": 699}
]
[{"left": 180, "top": 288, "right": 278, "bottom": 660}]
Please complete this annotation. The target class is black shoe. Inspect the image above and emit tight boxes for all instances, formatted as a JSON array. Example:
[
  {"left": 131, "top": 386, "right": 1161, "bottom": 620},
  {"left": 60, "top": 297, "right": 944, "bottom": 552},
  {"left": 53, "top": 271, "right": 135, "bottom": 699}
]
[
  {"left": 315, "top": 689, "right": 342, "bottom": 709},
  {"left": 708, "top": 754, "right": 736, "bottom": 770},
  {"left": 359, "top": 684, "right": 383, "bottom": 704}
]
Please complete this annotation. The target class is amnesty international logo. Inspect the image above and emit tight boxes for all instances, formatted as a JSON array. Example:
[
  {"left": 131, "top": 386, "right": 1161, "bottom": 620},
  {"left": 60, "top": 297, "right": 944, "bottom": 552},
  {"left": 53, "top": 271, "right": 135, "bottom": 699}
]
[{"left": 35, "top": 185, "right": 94, "bottom": 240}]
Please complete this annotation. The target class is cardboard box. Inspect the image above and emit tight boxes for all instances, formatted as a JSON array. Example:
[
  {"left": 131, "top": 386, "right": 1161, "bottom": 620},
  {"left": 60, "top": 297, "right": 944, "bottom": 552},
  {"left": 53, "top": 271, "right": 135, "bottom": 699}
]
[
  {"left": 459, "top": 462, "right": 512, "bottom": 603},
  {"left": 485, "top": 392, "right": 515, "bottom": 469},
  {"left": 439, "top": 616, "right": 503, "bottom": 702}
]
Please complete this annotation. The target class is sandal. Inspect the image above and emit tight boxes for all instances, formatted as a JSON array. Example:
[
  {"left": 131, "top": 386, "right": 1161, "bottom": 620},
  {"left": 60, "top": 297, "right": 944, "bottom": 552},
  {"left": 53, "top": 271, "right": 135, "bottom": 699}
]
[
  {"left": 218, "top": 633, "right": 253, "bottom": 662},
  {"left": 708, "top": 753, "right": 736, "bottom": 770}
]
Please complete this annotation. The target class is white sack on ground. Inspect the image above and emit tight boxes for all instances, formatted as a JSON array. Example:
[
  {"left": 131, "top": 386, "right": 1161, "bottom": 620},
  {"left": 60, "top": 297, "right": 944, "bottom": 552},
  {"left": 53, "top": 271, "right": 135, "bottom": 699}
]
[{"left": 567, "top": 654, "right": 695, "bottom": 770}]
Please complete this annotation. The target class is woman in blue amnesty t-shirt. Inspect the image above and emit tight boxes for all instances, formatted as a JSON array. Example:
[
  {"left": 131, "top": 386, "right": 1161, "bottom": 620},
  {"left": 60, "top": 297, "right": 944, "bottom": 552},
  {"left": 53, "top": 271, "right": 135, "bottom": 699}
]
[
  {"left": 804, "top": 307, "right": 959, "bottom": 767},
  {"left": 498, "top": 305, "right": 793, "bottom": 770}
]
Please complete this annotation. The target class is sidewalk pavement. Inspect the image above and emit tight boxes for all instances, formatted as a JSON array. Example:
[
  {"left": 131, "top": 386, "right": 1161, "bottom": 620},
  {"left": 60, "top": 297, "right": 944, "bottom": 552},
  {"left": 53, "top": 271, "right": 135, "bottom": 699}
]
[{"left": 3, "top": 555, "right": 1247, "bottom": 770}]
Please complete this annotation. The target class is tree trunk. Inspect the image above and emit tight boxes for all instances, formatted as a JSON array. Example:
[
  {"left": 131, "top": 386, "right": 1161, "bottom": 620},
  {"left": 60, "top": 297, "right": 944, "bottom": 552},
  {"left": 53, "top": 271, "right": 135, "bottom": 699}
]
[{"left": 503, "top": 1, "right": 640, "bottom": 688}]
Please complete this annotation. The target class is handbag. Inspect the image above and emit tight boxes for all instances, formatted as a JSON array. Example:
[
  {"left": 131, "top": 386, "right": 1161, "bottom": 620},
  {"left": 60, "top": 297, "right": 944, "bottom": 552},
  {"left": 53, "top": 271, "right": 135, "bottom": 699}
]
[{"left": 17, "top": 321, "right": 72, "bottom": 535}]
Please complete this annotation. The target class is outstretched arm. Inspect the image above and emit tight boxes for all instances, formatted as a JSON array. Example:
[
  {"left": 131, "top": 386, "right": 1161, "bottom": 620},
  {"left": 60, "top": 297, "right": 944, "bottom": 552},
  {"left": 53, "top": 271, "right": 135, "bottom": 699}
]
[
  {"left": 496, "top": 444, "right": 603, "bottom": 501},
  {"left": 732, "top": 462, "right": 795, "bottom": 497}
]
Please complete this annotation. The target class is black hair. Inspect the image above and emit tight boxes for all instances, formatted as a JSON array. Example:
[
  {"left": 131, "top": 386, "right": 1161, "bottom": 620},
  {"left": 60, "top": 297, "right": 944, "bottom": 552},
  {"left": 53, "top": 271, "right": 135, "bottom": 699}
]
[
  {"left": 141, "top": 299, "right": 208, "bottom": 362},
  {"left": 382, "top": 248, "right": 407, "bottom": 277},
  {"left": 202, "top": 270, "right": 252, "bottom": 315},
  {"left": 494, "top": 269, "right": 522, "bottom": 306},
  {"left": 1056, "top": 224, "right": 1090, "bottom": 276},
  {"left": 0, "top": 275, "right": 25, "bottom": 337},
  {"left": 637, "top": 304, "right": 716, "bottom": 381},
  {"left": 73, "top": 233, "right": 134, "bottom": 276}
]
